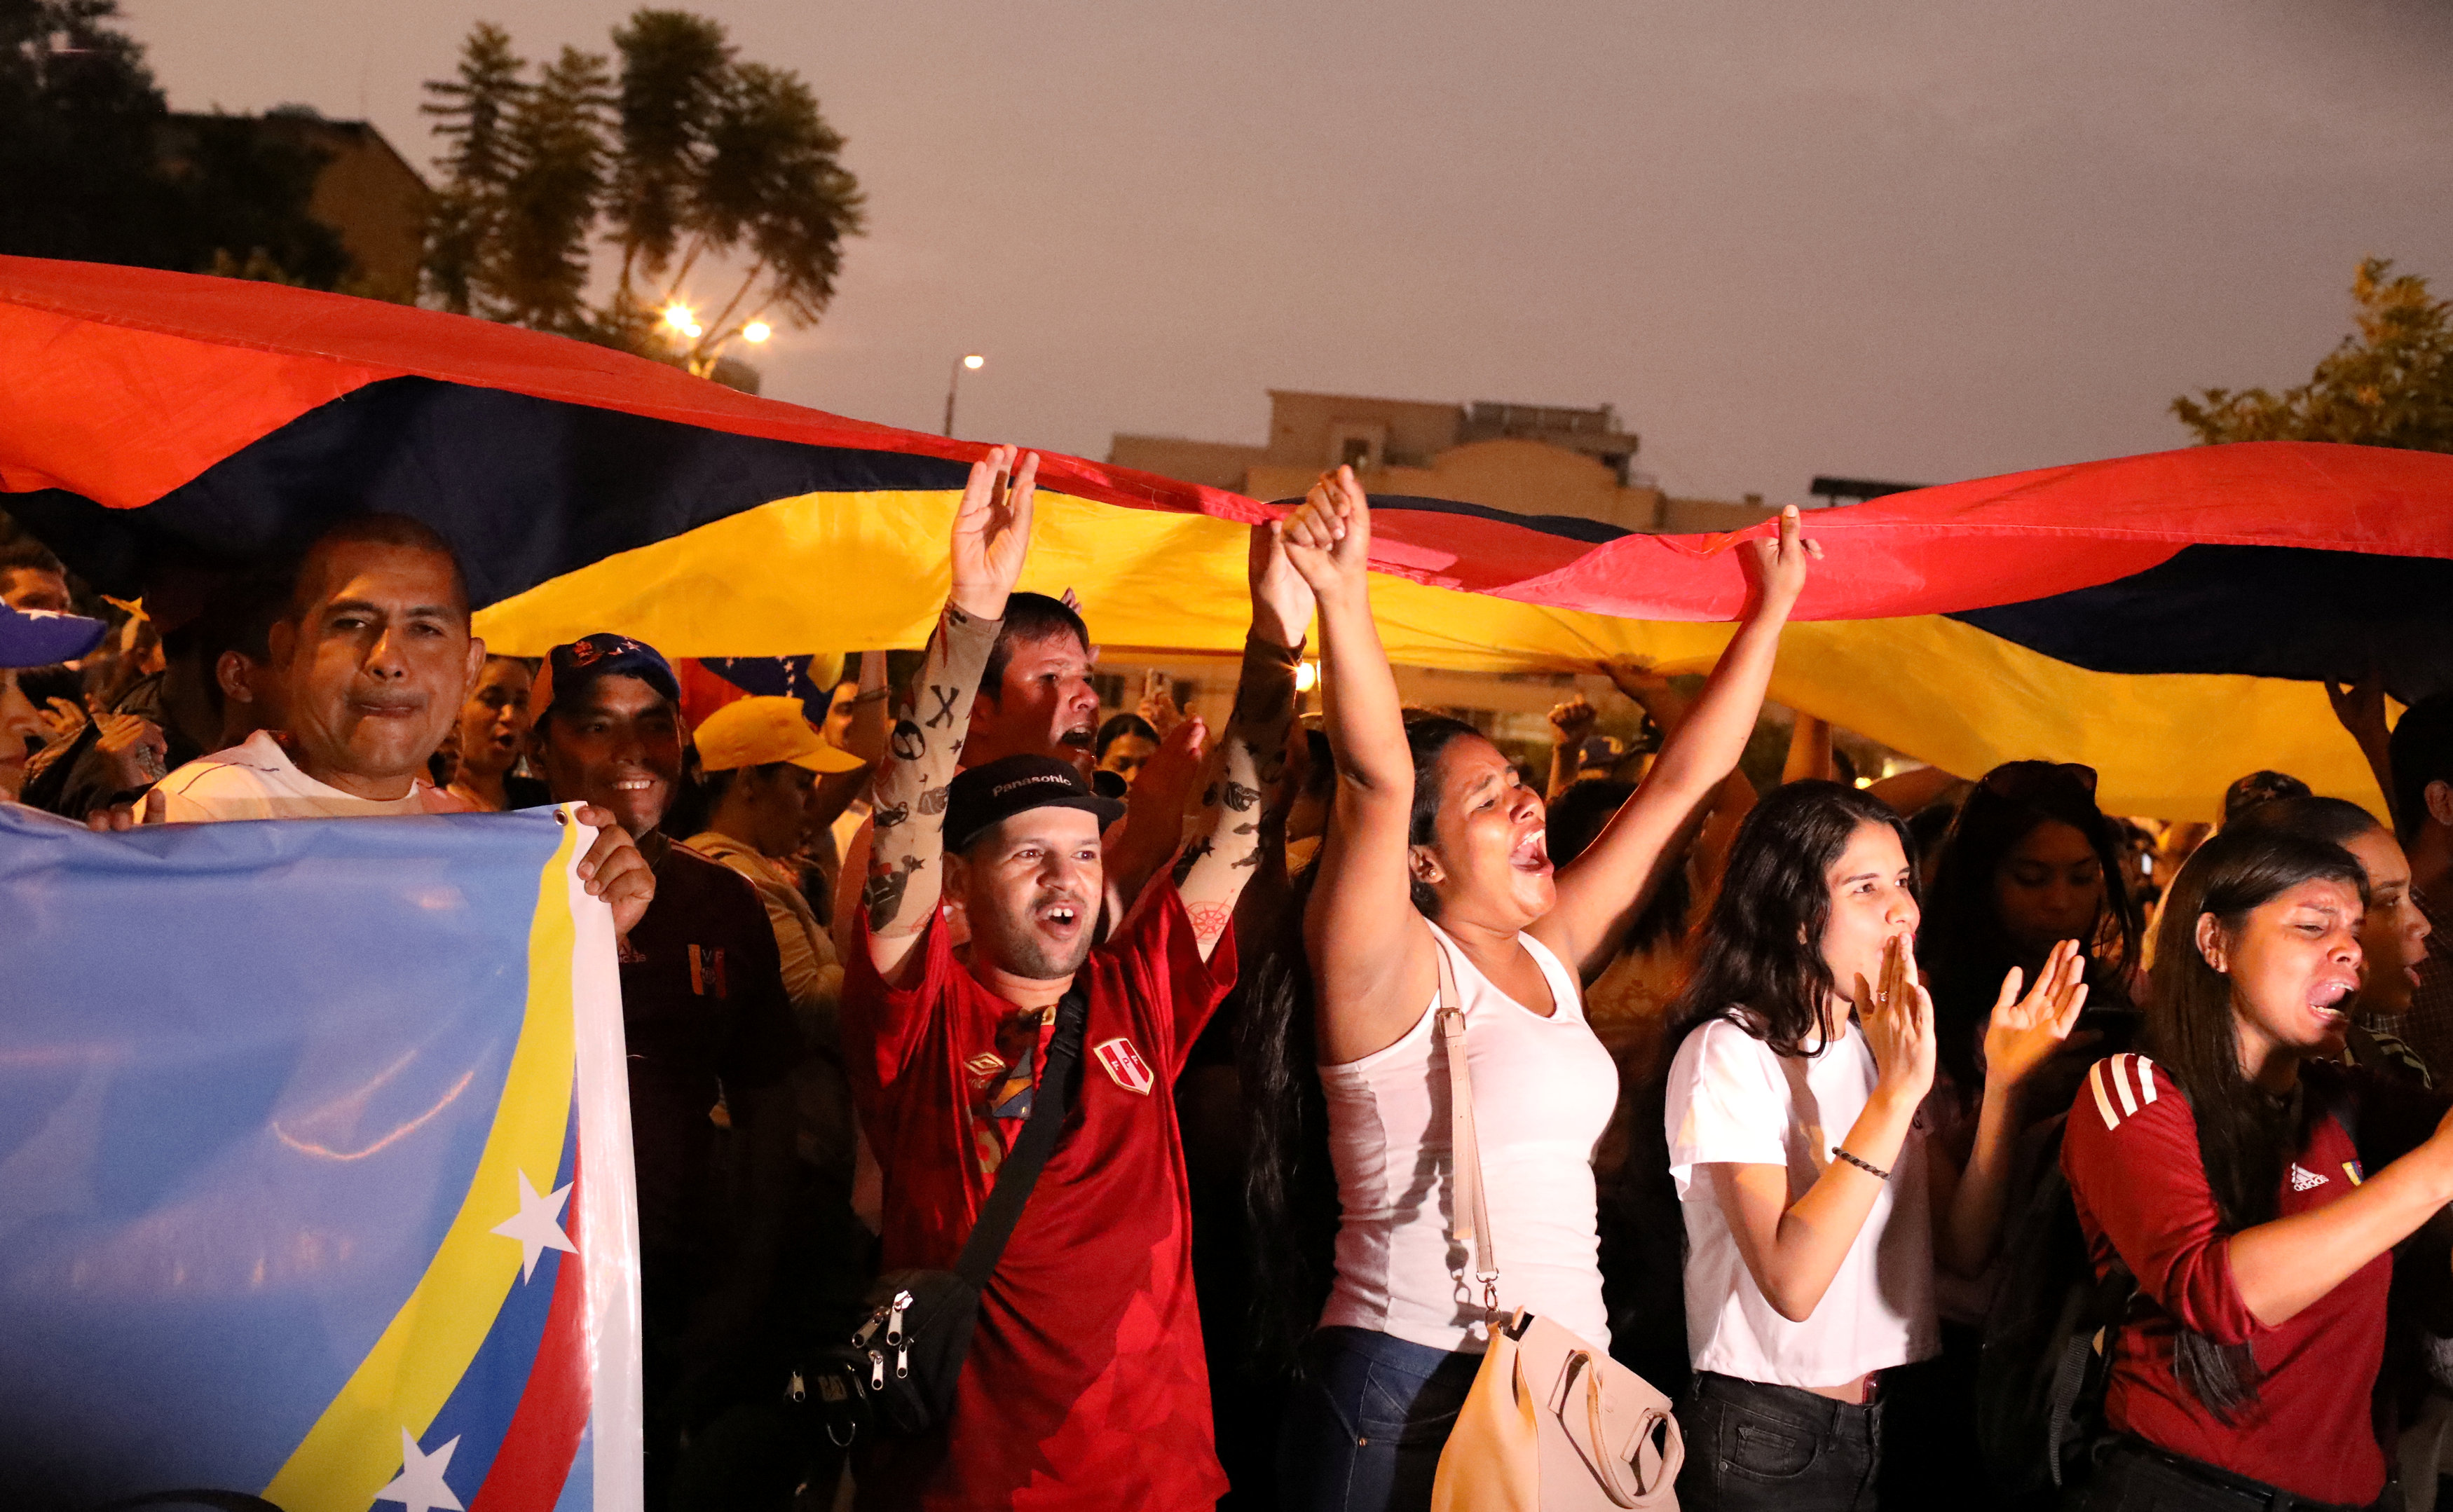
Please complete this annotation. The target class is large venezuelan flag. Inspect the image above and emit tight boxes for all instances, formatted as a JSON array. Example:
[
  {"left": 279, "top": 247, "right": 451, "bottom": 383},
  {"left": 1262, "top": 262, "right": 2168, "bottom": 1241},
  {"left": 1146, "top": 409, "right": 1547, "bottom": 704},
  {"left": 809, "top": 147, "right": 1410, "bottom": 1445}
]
[
  {"left": 0, "top": 803, "right": 639, "bottom": 1512},
  {"left": 4, "top": 255, "right": 2452, "bottom": 818}
]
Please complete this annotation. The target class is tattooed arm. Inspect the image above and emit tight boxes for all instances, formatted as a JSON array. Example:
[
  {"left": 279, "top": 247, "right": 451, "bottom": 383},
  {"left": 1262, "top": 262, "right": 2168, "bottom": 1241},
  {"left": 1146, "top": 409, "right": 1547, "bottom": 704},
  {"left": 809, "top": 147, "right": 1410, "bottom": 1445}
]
[
  {"left": 1174, "top": 522, "right": 1312, "bottom": 961},
  {"left": 866, "top": 446, "right": 1039, "bottom": 988}
]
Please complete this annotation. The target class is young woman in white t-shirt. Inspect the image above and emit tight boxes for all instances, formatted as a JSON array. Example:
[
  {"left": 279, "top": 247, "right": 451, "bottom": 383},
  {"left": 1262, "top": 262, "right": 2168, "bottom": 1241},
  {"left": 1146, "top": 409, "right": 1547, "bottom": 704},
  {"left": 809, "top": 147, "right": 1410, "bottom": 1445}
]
[
  {"left": 1255, "top": 469, "right": 1813, "bottom": 1512},
  {"left": 1661, "top": 780, "right": 2087, "bottom": 1512}
]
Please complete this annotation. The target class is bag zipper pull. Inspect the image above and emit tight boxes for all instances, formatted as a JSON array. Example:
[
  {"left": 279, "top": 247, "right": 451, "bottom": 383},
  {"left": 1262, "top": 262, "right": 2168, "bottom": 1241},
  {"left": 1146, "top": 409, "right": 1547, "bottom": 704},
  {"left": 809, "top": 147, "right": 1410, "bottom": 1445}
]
[
  {"left": 788, "top": 1370, "right": 805, "bottom": 1404},
  {"left": 869, "top": 1349, "right": 885, "bottom": 1391},
  {"left": 887, "top": 1288, "right": 913, "bottom": 1347}
]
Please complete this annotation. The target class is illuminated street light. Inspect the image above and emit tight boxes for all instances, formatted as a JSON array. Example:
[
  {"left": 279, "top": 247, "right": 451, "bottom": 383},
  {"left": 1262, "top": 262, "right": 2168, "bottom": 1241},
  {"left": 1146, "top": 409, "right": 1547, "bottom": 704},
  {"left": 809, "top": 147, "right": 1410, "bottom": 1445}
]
[
  {"left": 742, "top": 321, "right": 772, "bottom": 344},
  {"left": 662, "top": 304, "right": 695, "bottom": 332},
  {"left": 682, "top": 322, "right": 704, "bottom": 339},
  {"left": 943, "top": 352, "right": 985, "bottom": 437}
]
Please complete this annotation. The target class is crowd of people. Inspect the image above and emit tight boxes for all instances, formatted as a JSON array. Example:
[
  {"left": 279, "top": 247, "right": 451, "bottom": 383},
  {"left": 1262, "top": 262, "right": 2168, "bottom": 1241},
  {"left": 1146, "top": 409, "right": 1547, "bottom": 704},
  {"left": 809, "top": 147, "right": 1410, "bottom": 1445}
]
[{"left": 6, "top": 459, "right": 2453, "bottom": 1512}]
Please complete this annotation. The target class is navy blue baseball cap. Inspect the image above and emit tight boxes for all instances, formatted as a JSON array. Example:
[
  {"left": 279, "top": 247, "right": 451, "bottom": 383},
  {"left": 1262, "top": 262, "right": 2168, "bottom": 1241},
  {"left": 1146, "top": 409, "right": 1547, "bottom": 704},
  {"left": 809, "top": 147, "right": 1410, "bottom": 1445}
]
[
  {"left": 0, "top": 603, "right": 106, "bottom": 669},
  {"left": 531, "top": 633, "right": 682, "bottom": 722}
]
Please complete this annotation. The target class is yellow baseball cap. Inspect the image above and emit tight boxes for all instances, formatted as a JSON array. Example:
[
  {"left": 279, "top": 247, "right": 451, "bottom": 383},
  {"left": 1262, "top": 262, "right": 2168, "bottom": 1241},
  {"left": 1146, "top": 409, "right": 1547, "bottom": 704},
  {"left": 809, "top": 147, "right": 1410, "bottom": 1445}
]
[{"left": 693, "top": 696, "right": 867, "bottom": 774}]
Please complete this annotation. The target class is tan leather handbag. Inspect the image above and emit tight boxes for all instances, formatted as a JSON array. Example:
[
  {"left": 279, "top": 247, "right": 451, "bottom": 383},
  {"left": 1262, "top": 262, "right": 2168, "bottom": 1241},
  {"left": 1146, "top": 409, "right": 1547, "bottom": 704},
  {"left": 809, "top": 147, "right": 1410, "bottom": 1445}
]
[{"left": 1428, "top": 946, "right": 1685, "bottom": 1512}]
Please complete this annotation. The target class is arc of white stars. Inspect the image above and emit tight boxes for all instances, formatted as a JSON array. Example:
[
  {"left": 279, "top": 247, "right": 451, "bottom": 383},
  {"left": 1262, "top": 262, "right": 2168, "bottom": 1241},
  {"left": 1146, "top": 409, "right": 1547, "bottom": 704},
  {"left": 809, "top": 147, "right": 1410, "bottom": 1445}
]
[
  {"left": 374, "top": 1426, "right": 463, "bottom": 1512},
  {"left": 489, "top": 1168, "right": 576, "bottom": 1281}
]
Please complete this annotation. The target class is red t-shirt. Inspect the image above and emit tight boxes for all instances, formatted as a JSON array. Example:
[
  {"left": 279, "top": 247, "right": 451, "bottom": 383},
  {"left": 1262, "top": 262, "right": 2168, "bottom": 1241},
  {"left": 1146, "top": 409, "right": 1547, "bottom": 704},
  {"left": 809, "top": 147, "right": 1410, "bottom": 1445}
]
[
  {"left": 842, "top": 882, "right": 1237, "bottom": 1512},
  {"left": 2062, "top": 1052, "right": 2389, "bottom": 1504}
]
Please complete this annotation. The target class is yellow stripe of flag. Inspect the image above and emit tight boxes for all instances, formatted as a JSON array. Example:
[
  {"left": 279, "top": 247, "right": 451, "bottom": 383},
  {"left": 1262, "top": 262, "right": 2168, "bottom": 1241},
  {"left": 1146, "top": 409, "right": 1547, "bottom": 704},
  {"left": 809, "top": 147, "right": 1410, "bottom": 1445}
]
[
  {"left": 262, "top": 813, "right": 583, "bottom": 1511},
  {"left": 472, "top": 489, "right": 2387, "bottom": 823}
]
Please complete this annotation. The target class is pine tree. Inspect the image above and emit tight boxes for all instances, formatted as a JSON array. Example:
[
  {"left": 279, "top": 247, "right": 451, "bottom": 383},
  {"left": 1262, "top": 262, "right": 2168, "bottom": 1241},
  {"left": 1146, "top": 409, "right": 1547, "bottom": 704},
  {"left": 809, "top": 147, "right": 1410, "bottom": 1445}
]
[
  {"left": 419, "top": 10, "right": 864, "bottom": 380},
  {"left": 491, "top": 47, "right": 610, "bottom": 331},
  {"left": 421, "top": 24, "right": 526, "bottom": 315}
]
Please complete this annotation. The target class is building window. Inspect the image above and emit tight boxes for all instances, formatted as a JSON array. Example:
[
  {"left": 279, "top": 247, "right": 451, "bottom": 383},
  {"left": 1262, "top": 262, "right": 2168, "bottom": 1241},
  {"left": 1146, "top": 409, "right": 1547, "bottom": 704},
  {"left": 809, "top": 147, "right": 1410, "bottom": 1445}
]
[{"left": 1327, "top": 421, "right": 1387, "bottom": 472}]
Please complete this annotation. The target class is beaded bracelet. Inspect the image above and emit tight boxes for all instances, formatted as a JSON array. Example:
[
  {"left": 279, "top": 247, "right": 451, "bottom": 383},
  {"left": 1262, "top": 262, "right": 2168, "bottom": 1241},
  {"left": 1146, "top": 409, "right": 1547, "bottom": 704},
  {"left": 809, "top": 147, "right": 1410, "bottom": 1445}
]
[{"left": 1831, "top": 1146, "right": 1891, "bottom": 1181}]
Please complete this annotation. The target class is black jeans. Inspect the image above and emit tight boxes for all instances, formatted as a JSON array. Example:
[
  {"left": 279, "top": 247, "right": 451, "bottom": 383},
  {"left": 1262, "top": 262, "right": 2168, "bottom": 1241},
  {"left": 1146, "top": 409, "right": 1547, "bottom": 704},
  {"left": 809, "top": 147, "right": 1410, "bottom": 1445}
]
[
  {"left": 2073, "top": 1440, "right": 2373, "bottom": 1512},
  {"left": 1674, "top": 1370, "right": 1883, "bottom": 1512}
]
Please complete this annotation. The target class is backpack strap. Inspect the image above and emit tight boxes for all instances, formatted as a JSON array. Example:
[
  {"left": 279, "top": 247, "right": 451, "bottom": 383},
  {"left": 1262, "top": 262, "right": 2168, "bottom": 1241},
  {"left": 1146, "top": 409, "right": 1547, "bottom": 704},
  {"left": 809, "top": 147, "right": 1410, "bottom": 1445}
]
[{"left": 2045, "top": 1255, "right": 2136, "bottom": 1486}]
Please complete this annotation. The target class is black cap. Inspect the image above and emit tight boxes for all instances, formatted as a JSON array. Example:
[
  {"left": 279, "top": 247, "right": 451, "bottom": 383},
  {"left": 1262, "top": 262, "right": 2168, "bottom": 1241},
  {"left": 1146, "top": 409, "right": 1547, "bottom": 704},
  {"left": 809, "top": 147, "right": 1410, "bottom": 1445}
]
[{"left": 944, "top": 754, "right": 1126, "bottom": 853}]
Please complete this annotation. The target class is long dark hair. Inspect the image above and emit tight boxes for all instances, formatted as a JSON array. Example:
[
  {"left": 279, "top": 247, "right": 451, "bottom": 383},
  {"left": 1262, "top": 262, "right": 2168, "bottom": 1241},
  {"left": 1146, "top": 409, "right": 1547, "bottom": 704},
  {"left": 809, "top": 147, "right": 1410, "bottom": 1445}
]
[
  {"left": 1237, "top": 710, "right": 1485, "bottom": 1368},
  {"left": 2143, "top": 823, "right": 2367, "bottom": 1420},
  {"left": 1399, "top": 713, "right": 1487, "bottom": 917},
  {"left": 1920, "top": 761, "right": 2140, "bottom": 1094},
  {"left": 1664, "top": 781, "right": 1916, "bottom": 1058},
  {"left": 1549, "top": 778, "right": 1692, "bottom": 955},
  {"left": 2227, "top": 794, "right": 2384, "bottom": 853},
  {"left": 1603, "top": 781, "right": 1913, "bottom": 1394}
]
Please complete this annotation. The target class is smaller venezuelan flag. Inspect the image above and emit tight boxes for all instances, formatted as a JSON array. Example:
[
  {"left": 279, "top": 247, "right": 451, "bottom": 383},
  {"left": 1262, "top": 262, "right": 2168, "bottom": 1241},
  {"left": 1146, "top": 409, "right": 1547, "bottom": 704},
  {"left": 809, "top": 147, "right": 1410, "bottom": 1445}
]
[{"left": 0, "top": 803, "right": 639, "bottom": 1512}]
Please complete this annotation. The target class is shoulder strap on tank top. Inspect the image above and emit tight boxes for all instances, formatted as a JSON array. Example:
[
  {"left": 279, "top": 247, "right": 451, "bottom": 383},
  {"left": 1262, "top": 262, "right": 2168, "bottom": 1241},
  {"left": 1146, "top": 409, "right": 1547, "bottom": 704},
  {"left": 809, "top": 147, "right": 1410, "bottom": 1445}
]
[{"left": 1435, "top": 940, "right": 1503, "bottom": 1317}]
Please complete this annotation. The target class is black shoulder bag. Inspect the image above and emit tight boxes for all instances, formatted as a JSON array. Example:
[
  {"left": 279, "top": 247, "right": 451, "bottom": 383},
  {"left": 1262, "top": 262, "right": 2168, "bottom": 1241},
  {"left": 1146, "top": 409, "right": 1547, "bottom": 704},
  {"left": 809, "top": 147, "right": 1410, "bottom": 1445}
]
[{"left": 809, "top": 985, "right": 1089, "bottom": 1447}]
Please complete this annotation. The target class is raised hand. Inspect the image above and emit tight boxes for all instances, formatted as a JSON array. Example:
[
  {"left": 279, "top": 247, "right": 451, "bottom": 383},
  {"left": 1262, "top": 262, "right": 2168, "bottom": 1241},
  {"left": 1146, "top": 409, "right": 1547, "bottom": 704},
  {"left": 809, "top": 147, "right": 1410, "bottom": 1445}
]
[
  {"left": 949, "top": 444, "right": 1039, "bottom": 619},
  {"left": 38, "top": 696, "right": 86, "bottom": 745},
  {"left": 1981, "top": 937, "right": 2091, "bottom": 1089},
  {"left": 1135, "top": 713, "right": 1209, "bottom": 825},
  {"left": 2326, "top": 665, "right": 2389, "bottom": 748},
  {"left": 1138, "top": 667, "right": 1188, "bottom": 738},
  {"left": 1854, "top": 933, "right": 1936, "bottom": 1104},
  {"left": 1548, "top": 696, "right": 1598, "bottom": 748},
  {"left": 1278, "top": 465, "right": 1372, "bottom": 603},
  {"left": 1249, "top": 518, "right": 1316, "bottom": 652},
  {"left": 1742, "top": 504, "right": 1821, "bottom": 619},
  {"left": 1600, "top": 654, "right": 1693, "bottom": 736}
]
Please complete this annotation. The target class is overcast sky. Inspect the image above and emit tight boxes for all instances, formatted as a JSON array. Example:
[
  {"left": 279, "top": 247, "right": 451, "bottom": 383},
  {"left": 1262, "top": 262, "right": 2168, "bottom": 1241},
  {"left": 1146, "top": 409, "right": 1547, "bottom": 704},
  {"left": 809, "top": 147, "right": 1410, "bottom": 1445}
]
[{"left": 125, "top": 0, "right": 2453, "bottom": 504}]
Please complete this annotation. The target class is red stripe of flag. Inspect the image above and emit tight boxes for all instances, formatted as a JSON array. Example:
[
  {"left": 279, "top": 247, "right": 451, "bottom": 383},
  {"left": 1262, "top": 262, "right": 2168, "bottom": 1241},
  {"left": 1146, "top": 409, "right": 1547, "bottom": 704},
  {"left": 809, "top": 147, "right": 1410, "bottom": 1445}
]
[{"left": 469, "top": 1148, "right": 591, "bottom": 1512}]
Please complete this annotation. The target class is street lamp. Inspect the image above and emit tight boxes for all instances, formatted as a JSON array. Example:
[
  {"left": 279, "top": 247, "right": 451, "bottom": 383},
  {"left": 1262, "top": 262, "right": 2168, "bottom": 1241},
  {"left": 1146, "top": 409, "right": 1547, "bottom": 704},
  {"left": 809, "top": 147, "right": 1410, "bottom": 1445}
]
[{"left": 943, "top": 353, "right": 984, "bottom": 438}]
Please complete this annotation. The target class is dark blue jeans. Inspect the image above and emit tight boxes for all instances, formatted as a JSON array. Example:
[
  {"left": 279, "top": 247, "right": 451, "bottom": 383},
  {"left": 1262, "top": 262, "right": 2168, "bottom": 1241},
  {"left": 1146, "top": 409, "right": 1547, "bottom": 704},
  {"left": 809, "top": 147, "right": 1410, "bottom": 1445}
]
[
  {"left": 1277, "top": 1326, "right": 1484, "bottom": 1512},
  {"left": 1674, "top": 1370, "right": 1883, "bottom": 1512}
]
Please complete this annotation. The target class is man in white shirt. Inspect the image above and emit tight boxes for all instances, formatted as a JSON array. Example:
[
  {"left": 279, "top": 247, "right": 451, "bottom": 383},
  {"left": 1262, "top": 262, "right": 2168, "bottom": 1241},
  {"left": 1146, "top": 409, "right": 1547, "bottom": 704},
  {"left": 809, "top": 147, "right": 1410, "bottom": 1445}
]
[{"left": 132, "top": 513, "right": 651, "bottom": 928}]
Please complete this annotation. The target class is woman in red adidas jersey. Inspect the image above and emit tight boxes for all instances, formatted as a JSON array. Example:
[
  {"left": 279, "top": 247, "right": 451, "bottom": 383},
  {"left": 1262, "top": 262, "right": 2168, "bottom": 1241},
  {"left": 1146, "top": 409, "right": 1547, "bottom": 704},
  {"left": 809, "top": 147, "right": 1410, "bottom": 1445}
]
[{"left": 2063, "top": 823, "right": 2453, "bottom": 1511}]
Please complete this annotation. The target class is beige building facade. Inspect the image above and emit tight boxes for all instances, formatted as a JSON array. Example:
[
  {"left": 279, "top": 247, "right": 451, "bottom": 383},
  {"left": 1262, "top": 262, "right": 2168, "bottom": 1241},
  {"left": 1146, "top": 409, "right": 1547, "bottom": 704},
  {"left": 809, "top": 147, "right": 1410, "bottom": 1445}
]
[{"left": 1112, "top": 389, "right": 1779, "bottom": 537}]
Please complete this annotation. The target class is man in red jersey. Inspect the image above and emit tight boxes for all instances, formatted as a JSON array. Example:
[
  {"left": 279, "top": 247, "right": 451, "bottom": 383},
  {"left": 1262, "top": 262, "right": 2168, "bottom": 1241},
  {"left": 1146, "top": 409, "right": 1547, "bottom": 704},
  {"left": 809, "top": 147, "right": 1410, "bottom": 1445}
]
[{"left": 842, "top": 445, "right": 1307, "bottom": 1510}]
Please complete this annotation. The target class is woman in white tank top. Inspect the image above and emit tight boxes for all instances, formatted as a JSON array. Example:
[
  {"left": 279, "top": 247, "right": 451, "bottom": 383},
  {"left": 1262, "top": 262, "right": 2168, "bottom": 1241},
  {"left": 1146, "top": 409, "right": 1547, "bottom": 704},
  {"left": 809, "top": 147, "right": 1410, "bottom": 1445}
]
[{"left": 1261, "top": 469, "right": 1815, "bottom": 1512}]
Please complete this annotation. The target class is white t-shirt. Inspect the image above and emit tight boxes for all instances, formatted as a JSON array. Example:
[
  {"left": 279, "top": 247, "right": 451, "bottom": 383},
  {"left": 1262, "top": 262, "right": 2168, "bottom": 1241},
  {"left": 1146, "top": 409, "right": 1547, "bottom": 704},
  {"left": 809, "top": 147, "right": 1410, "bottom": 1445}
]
[
  {"left": 1318, "top": 921, "right": 1619, "bottom": 1354},
  {"left": 155, "top": 730, "right": 471, "bottom": 823},
  {"left": 1665, "top": 1014, "right": 1937, "bottom": 1387}
]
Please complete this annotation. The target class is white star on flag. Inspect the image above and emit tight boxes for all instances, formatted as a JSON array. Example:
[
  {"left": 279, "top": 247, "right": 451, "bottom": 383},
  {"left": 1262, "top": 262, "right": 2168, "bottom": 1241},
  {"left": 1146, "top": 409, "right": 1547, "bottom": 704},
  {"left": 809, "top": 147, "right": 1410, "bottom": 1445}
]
[
  {"left": 374, "top": 1427, "right": 463, "bottom": 1512},
  {"left": 489, "top": 1168, "right": 577, "bottom": 1281}
]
